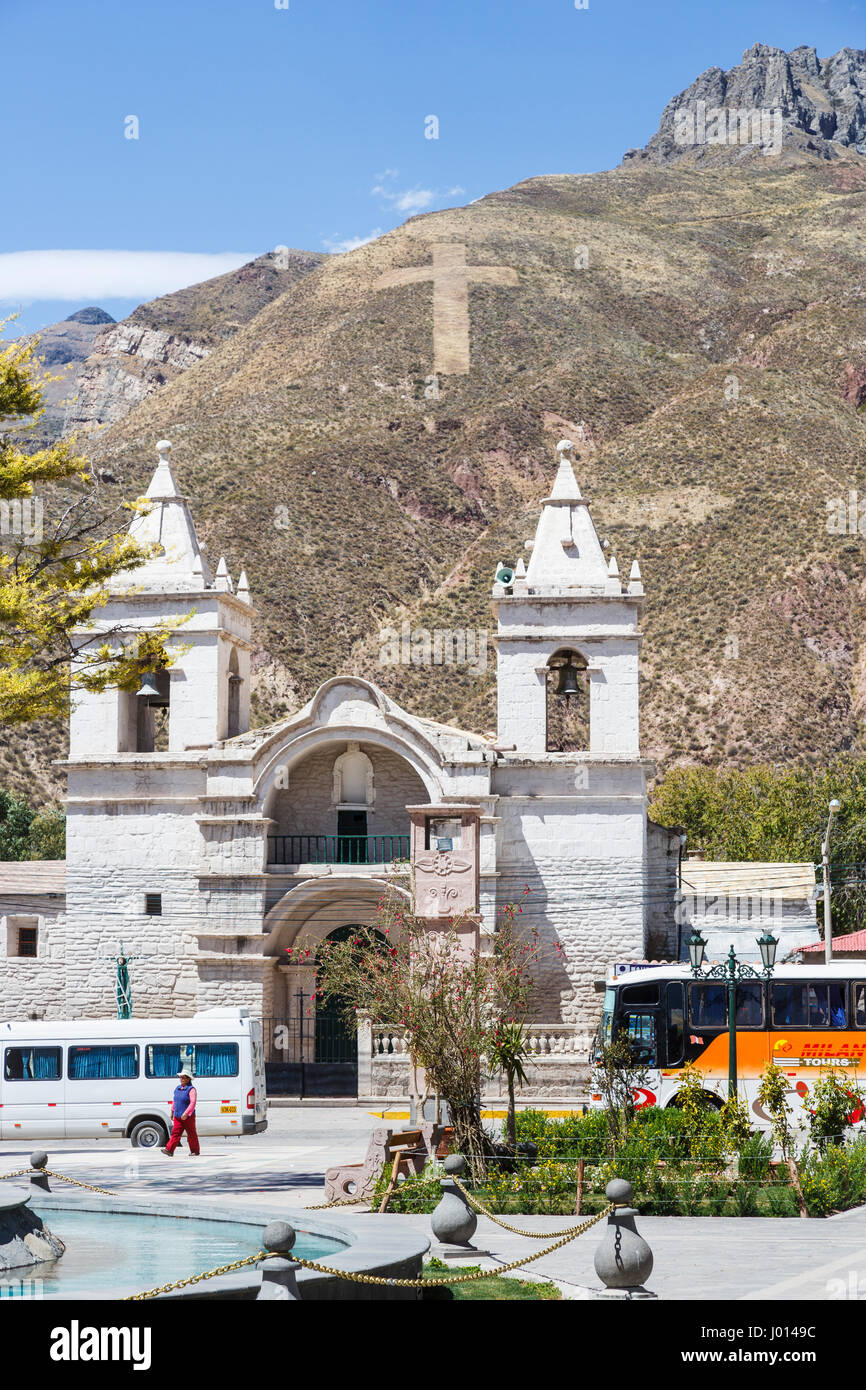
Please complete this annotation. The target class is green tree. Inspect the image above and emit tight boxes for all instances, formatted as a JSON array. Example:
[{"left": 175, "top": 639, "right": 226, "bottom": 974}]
[
  {"left": 651, "top": 759, "right": 866, "bottom": 937},
  {"left": 488, "top": 1019, "right": 529, "bottom": 1150}
]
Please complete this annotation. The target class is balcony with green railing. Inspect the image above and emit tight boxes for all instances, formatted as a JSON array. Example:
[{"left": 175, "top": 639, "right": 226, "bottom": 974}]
[{"left": 267, "top": 833, "right": 410, "bottom": 868}]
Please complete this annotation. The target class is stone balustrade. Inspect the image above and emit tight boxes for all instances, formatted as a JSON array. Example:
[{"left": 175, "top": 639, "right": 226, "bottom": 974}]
[{"left": 358, "top": 1017, "right": 591, "bottom": 1100}]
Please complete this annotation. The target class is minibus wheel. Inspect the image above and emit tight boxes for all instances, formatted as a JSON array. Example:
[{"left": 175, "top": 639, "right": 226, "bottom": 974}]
[{"left": 130, "top": 1118, "right": 169, "bottom": 1148}]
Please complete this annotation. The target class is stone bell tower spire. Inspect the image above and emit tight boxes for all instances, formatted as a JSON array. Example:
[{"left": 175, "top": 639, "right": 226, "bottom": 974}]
[
  {"left": 492, "top": 439, "right": 644, "bottom": 756},
  {"left": 69, "top": 440, "right": 254, "bottom": 756}
]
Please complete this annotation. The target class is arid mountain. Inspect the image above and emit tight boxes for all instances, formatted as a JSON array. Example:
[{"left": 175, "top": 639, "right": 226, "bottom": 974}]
[
  {"left": 9, "top": 64, "right": 866, "bottom": 806},
  {"left": 16, "top": 250, "right": 326, "bottom": 448}
]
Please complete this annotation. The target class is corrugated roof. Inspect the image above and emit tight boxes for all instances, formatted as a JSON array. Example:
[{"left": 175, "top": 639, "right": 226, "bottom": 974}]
[
  {"left": 681, "top": 861, "right": 816, "bottom": 899},
  {"left": 801, "top": 929, "right": 866, "bottom": 953},
  {"left": 0, "top": 861, "right": 66, "bottom": 895}
]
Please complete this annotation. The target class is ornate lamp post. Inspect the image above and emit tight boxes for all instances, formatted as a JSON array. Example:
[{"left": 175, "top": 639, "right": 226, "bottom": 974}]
[{"left": 687, "top": 928, "right": 778, "bottom": 1101}]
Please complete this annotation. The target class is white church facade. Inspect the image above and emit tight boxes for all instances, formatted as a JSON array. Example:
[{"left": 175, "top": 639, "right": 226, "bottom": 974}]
[{"left": 2, "top": 437, "right": 687, "bottom": 1098}]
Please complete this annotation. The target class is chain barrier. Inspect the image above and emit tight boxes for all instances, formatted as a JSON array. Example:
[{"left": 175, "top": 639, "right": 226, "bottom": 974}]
[
  {"left": 451, "top": 1174, "right": 613, "bottom": 1238},
  {"left": 288, "top": 1203, "right": 612, "bottom": 1286},
  {"left": 123, "top": 1203, "right": 613, "bottom": 1298},
  {"left": 123, "top": 1251, "right": 269, "bottom": 1301},
  {"left": 0, "top": 1168, "right": 116, "bottom": 1196},
  {"left": 303, "top": 1195, "right": 370, "bottom": 1210}
]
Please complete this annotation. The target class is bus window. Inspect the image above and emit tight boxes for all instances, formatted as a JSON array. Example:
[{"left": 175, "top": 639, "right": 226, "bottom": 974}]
[
  {"left": 600, "top": 988, "right": 616, "bottom": 1050},
  {"left": 620, "top": 982, "right": 659, "bottom": 1007},
  {"left": 855, "top": 984, "right": 866, "bottom": 1028},
  {"left": 666, "top": 982, "right": 684, "bottom": 1065},
  {"left": 624, "top": 1013, "right": 657, "bottom": 1065},
  {"left": 772, "top": 983, "right": 846, "bottom": 1029},
  {"left": 772, "top": 983, "right": 808, "bottom": 1027},
  {"left": 689, "top": 983, "right": 727, "bottom": 1028},
  {"left": 735, "top": 982, "right": 764, "bottom": 1028},
  {"left": 4, "top": 1046, "right": 61, "bottom": 1081},
  {"left": 68, "top": 1045, "right": 139, "bottom": 1080}
]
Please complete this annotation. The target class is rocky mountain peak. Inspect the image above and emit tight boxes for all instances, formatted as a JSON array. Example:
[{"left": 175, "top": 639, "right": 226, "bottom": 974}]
[
  {"left": 64, "top": 307, "right": 115, "bottom": 325},
  {"left": 625, "top": 43, "right": 866, "bottom": 165}
]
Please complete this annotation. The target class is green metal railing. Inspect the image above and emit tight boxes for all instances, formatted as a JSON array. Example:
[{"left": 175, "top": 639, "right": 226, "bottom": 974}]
[{"left": 267, "top": 834, "right": 410, "bottom": 866}]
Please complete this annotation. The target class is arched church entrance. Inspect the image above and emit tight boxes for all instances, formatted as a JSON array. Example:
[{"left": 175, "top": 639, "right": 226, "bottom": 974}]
[{"left": 314, "top": 924, "right": 368, "bottom": 1069}]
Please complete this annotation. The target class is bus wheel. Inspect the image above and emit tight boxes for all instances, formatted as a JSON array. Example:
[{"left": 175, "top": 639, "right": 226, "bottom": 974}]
[
  {"left": 130, "top": 1119, "right": 169, "bottom": 1149},
  {"left": 667, "top": 1091, "right": 723, "bottom": 1112}
]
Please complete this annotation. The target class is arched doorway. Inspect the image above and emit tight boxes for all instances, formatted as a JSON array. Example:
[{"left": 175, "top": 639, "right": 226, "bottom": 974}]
[{"left": 314, "top": 925, "right": 366, "bottom": 1066}]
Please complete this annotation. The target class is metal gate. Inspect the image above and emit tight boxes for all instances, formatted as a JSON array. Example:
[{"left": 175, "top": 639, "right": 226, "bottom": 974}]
[{"left": 262, "top": 993, "right": 358, "bottom": 1097}]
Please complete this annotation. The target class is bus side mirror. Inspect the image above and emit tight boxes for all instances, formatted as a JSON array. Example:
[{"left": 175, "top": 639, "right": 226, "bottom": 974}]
[{"left": 593, "top": 979, "right": 606, "bottom": 993}]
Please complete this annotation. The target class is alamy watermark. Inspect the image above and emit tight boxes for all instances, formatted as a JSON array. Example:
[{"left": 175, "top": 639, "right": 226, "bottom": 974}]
[
  {"left": 379, "top": 621, "right": 488, "bottom": 675},
  {"left": 0, "top": 497, "right": 43, "bottom": 544},
  {"left": 674, "top": 101, "right": 782, "bottom": 156},
  {"left": 826, "top": 489, "right": 866, "bottom": 536}
]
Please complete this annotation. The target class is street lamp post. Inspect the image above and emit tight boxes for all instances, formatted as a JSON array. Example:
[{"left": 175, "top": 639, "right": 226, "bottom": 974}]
[
  {"left": 823, "top": 798, "right": 841, "bottom": 967},
  {"left": 688, "top": 928, "right": 778, "bottom": 1102}
]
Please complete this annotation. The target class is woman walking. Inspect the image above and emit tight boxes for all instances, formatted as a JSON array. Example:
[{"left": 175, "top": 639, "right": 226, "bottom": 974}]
[{"left": 161, "top": 1070, "right": 200, "bottom": 1157}]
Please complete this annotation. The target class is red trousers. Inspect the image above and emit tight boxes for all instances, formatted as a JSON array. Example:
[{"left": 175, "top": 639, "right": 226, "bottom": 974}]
[{"left": 166, "top": 1114, "right": 199, "bottom": 1154}]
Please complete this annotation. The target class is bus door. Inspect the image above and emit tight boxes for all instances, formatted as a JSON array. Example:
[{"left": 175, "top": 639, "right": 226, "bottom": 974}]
[
  {"left": 616, "top": 980, "right": 660, "bottom": 1068},
  {"left": 0, "top": 1042, "right": 65, "bottom": 1139}
]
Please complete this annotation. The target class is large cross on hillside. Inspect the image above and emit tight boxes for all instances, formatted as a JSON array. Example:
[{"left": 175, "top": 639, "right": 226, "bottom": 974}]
[{"left": 375, "top": 242, "right": 518, "bottom": 376}]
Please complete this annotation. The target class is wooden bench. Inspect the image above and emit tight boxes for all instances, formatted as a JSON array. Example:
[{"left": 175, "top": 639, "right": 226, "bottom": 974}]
[{"left": 323, "top": 1123, "right": 452, "bottom": 1207}]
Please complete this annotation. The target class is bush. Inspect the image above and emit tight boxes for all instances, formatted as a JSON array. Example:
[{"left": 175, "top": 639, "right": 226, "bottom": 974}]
[
  {"left": 799, "top": 1140, "right": 866, "bottom": 1216},
  {"left": 738, "top": 1131, "right": 773, "bottom": 1183}
]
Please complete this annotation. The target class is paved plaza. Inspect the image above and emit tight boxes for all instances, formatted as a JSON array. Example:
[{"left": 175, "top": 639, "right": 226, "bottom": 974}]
[{"left": 3, "top": 1104, "right": 866, "bottom": 1300}]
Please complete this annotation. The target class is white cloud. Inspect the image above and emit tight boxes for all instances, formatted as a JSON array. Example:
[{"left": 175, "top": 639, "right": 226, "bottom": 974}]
[
  {"left": 0, "top": 250, "right": 257, "bottom": 303},
  {"left": 322, "top": 229, "right": 383, "bottom": 253},
  {"left": 370, "top": 173, "right": 468, "bottom": 215}
]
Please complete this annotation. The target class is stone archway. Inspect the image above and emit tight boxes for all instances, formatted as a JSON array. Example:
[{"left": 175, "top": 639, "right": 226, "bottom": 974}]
[{"left": 262, "top": 877, "right": 408, "bottom": 1097}]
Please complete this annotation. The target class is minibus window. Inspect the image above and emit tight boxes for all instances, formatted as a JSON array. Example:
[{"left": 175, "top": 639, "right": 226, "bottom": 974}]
[
  {"left": 68, "top": 1045, "right": 139, "bottom": 1079},
  {"left": 855, "top": 984, "right": 866, "bottom": 1028},
  {"left": 666, "top": 982, "right": 684, "bottom": 1065},
  {"left": 145, "top": 1042, "right": 239, "bottom": 1078},
  {"left": 4, "top": 1046, "right": 61, "bottom": 1081}
]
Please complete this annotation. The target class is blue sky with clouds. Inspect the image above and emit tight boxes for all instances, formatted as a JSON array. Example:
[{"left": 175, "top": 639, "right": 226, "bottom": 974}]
[{"left": 2, "top": 0, "right": 861, "bottom": 333}]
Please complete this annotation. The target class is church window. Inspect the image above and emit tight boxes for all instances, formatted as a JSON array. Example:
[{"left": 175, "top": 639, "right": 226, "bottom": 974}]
[
  {"left": 545, "top": 649, "right": 589, "bottom": 752},
  {"left": 144, "top": 893, "right": 162, "bottom": 916}
]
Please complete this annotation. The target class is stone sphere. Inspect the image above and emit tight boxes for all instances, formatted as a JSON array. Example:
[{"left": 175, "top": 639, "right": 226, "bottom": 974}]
[
  {"left": 29, "top": 1152, "right": 48, "bottom": 1170},
  {"left": 262, "top": 1220, "right": 296, "bottom": 1254},
  {"left": 443, "top": 1154, "right": 466, "bottom": 1175},
  {"left": 605, "top": 1178, "right": 634, "bottom": 1206}
]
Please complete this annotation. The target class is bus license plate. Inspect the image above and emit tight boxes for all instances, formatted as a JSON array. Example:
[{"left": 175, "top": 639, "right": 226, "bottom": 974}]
[{"left": 221, "top": 1105, "right": 237, "bottom": 1113}]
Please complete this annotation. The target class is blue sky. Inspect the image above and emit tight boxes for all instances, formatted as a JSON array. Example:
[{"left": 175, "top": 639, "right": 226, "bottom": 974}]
[{"left": 2, "top": 0, "right": 861, "bottom": 333}]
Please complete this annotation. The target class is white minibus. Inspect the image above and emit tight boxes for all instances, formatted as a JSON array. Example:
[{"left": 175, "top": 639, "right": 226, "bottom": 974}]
[{"left": 0, "top": 1007, "right": 267, "bottom": 1147}]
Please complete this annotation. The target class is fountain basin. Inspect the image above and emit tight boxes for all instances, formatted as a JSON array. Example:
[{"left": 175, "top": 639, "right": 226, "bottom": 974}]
[
  {"left": 5, "top": 1191, "right": 427, "bottom": 1301},
  {"left": 0, "top": 1187, "right": 65, "bottom": 1271}
]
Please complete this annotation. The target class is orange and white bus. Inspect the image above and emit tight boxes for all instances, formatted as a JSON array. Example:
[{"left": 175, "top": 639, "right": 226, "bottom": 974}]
[{"left": 592, "top": 961, "right": 866, "bottom": 1128}]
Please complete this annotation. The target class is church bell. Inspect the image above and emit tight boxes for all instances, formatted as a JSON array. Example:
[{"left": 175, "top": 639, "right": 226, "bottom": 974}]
[
  {"left": 553, "top": 656, "right": 583, "bottom": 699},
  {"left": 135, "top": 671, "right": 162, "bottom": 701}
]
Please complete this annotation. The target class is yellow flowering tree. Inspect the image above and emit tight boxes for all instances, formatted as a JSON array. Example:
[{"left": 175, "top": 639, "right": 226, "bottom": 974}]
[{"left": 0, "top": 329, "right": 177, "bottom": 725}]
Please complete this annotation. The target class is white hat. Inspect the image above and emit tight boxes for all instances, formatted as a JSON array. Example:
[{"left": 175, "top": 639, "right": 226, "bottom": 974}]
[{"left": 177, "top": 1069, "right": 193, "bottom": 1079}]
